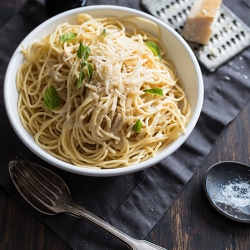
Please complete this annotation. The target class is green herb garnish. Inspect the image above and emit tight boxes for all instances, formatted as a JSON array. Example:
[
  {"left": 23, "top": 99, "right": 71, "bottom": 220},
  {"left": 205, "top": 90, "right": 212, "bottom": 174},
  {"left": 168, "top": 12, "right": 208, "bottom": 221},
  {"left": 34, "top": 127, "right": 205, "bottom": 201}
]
[
  {"left": 77, "top": 42, "right": 85, "bottom": 58},
  {"left": 59, "top": 32, "right": 77, "bottom": 43},
  {"left": 145, "top": 41, "right": 162, "bottom": 59},
  {"left": 87, "top": 63, "right": 93, "bottom": 79},
  {"left": 132, "top": 119, "right": 142, "bottom": 133},
  {"left": 43, "top": 85, "right": 60, "bottom": 111},
  {"left": 80, "top": 61, "right": 87, "bottom": 68},
  {"left": 101, "top": 28, "right": 108, "bottom": 37},
  {"left": 78, "top": 44, "right": 91, "bottom": 61},
  {"left": 76, "top": 42, "right": 93, "bottom": 90},
  {"left": 76, "top": 70, "right": 85, "bottom": 90},
  {"left": 143, "top": 88, "right": 163, "bottom": 96}
]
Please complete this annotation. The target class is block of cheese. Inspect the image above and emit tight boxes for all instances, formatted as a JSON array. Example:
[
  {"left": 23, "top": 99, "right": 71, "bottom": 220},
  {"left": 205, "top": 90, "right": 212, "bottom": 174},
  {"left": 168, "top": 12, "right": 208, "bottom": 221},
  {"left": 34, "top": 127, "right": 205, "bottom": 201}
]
[{"left": 182, "top": 0, "right": 222, "bottom": 45}]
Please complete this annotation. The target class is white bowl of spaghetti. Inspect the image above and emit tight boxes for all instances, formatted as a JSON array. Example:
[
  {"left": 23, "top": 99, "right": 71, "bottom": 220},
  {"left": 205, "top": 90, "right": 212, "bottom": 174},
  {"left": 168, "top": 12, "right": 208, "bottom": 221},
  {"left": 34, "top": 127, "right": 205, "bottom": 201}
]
[{"left": 4, "top": 5, "right": 203, "bottom": 177}]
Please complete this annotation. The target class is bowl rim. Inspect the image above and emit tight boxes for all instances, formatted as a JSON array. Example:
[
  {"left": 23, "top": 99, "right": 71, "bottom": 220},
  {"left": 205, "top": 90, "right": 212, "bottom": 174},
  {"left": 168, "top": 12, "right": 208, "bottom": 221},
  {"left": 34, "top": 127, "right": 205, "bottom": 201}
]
[{"left": 4, "top": 5, "right": 204, "bottom": 177}]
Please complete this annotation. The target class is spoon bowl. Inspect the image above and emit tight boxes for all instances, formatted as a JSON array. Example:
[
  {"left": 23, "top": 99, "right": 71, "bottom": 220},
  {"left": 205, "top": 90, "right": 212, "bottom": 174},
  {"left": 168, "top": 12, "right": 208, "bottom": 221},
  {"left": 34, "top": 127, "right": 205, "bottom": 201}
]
[{"left": 204, "top": 161, "right": 250, "bottom": 223}]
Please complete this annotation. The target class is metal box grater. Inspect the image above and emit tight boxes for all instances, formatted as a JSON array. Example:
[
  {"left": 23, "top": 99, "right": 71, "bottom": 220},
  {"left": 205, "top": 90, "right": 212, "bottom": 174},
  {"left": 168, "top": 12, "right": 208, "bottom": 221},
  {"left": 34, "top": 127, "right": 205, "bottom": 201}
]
[{"left": 141, "top": 0, "right": 250, "bottom": 72}]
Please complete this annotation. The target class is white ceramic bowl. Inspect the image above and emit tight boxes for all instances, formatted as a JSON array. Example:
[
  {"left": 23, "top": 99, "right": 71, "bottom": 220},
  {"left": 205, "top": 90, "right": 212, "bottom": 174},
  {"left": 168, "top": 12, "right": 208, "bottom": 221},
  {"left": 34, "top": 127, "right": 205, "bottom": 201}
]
[{"left": 4, "top": 5, "right": 203, "bottom": 177}]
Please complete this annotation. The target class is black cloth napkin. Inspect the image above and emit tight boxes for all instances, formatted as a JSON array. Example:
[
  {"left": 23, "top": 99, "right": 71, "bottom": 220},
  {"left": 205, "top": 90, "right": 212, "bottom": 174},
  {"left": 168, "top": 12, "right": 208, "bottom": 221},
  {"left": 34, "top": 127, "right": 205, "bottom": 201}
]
[{"left": 0, "top": 0, "right": 250, "bottom": 249}]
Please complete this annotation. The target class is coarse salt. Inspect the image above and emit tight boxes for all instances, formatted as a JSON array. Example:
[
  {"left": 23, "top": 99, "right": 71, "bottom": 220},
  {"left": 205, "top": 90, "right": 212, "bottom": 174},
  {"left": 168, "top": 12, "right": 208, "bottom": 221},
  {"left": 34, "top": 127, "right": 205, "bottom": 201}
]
[{"left": 220, "top": 181, "right": 250, "bottom": 208}]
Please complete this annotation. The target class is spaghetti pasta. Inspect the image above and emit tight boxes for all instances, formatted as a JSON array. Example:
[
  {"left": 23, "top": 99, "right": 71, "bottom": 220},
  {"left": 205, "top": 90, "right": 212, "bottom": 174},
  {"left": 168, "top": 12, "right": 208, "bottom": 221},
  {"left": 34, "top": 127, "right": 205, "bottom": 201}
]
[{"left": 17, "top": 14, "right": 191, "bottom": 169}]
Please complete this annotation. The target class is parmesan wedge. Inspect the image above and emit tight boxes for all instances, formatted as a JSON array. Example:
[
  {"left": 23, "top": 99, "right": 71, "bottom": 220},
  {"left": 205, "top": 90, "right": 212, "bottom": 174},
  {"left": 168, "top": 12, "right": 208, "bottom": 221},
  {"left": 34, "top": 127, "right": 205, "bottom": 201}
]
[{"left": 182, "top": 0, "right": 222, "bottom": 45}]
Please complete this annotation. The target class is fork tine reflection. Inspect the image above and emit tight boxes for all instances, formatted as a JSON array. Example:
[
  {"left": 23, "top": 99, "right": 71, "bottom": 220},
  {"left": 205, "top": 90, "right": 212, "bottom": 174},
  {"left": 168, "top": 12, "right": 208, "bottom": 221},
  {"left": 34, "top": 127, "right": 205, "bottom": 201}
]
[
  {"left": 10, "top": 160, "right": 56, "bottom": 207},
  {"left": 17, "top": 154, "right": 61, "bottom": 194}
]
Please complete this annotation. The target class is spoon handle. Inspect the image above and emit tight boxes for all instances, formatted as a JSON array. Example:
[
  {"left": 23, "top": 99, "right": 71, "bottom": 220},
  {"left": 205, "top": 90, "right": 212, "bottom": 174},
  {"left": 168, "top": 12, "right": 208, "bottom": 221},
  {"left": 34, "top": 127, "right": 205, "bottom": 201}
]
[{"left": 64, "top": 199, "right": 166, "bottom": 250}]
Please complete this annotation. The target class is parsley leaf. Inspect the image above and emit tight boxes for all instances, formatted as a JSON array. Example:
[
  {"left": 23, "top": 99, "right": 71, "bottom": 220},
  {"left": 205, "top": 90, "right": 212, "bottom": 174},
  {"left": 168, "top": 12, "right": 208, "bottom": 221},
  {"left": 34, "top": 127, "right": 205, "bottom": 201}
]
[
  {"left": 76, "top": 43, "right": 93, "bottom": 90},
  {"left": 143, "top": 88, "right": 163, "bottom": 96},
  {"left": 145, "top": 41, "right": 162, "bottom": 59},
  {"left": 82, "top": 46, "right": 91, "bottom": 61},
  {"left": 132, "top": 119, "right": 142, "bottom": 133},
  {"left": 59, "top": 32, "right": 77, "bottom": 43},
  {"left": 101, "top": 28, "right": 108, "bottom": 36},
  {"left": 44, "top": 85, "right": 60, "bottom": 111},
  {"left": 77, "top": 42, "right": 85, "bottom": 59},
  {"left": 76, "top": 70, "right": 85, "bottom": 90},
  {"left": 87, "top": 63, "right": 93, "bottom": 79},
  {"left": 81, "top": 61, "right": 87, "bottom": 69},
  {"left": 77, "top": 42, "right": 91, "bottom": 60}
]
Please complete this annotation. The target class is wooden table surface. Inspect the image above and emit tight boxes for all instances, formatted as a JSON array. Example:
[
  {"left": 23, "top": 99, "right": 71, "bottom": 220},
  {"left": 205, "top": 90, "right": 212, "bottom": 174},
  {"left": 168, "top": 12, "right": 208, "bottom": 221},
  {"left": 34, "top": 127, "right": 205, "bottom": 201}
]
[{"left": 1, "top": 1, "right": 250, "bottom": 249}]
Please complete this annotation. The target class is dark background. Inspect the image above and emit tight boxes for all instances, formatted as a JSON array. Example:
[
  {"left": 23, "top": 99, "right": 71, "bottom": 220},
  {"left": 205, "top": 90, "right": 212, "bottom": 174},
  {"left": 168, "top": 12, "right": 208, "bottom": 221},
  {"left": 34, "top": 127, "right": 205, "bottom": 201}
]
[{"left": 1, "top": 0, "right": 250, "bottom": 249}]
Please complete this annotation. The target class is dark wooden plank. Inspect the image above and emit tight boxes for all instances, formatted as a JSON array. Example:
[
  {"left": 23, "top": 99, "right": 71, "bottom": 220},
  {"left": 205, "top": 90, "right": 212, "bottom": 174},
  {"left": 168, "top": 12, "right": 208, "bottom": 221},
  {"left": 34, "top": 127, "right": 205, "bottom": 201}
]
[
  {"left": 145, "top": 102, "right": 250, "bottom": 250},
  {"left": 0, "top": 187, "right": 70, "bottom": 249}
]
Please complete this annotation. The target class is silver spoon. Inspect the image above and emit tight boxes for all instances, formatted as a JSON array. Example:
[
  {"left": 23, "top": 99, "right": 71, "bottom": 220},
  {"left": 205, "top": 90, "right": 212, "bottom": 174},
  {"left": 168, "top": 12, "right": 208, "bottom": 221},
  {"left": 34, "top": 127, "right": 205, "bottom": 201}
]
[
  {"left": 204, "top": 161, "right": 250, "bottom": 223},
  {"left": 8, "top": 157, "right": 166, "bottom": 250}
]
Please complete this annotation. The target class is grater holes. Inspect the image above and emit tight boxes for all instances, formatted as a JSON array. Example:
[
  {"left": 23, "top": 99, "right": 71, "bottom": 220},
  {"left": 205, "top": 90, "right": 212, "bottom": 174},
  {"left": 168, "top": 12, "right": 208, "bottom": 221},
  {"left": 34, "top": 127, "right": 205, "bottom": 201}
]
[
  {"left": 220, "top": 13, "right": 226, "bottom": 19},
  {"left": 223, "top": 26, "right": 229, "bottom": 33},
  {"left": 231, "top": 38, "right": 236, "bottom": 44},
  {"left": 206, "top": 47, "right": 221, "bottom": 60},
  {"left": 219, "top": 30, "right": 224, "bottom": 36},
  {"left": 222, "top": 44, "right": 227, "bottom": 50},
  {"left": 236, "top": 34, "right": 241, "bottom": 40},
  {"left": 207, "top": 54, "right": 214, "bottom": 60},
  {"left": 173, "top": 15, "right": 179, "bottom": 21},
  {"left": 168, "top": 18, "right": 173, "bottom": 24},
  {"left": 178, "top": 12, "right": 183, "bottom": 18},
  {"left": 232, "top": 20, "right": 241, "bottom": 27},
  {"left": 156, "top": 8, "right": 166, "bottom": 18},
  {"left": 234, "top": 31, "right": 247, "bottom": 41},
  {"left": 241, "top": 31, "right": 246, "bottom": 37},
  {"left": 214, "top": 34, "right": 219, "bottom": 40},
  {"left": 165, "top": 1, "right": 180, "bottom": 11},
  {"left": 218, "top": 12, "right": 226, "bottom": 23},
  {"left": 182, "top": 9, "right": 188, "bottom": 15}
]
